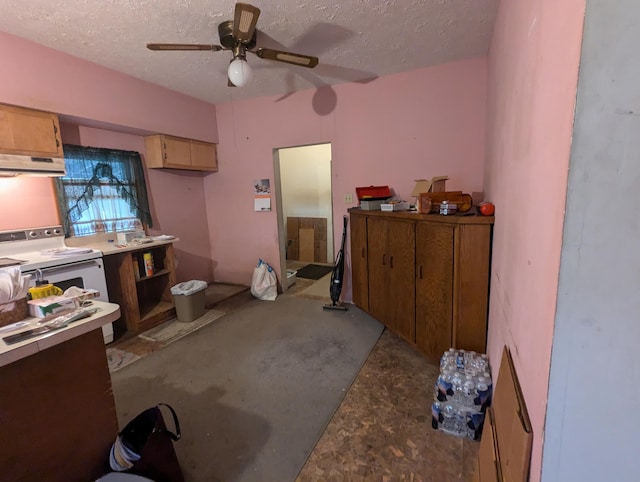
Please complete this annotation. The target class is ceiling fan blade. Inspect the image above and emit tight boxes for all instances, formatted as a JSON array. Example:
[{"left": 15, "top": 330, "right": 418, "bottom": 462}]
[
  {"left": 255, "top": 48, "right": 318, "bottom": 68},
  {"left": 233, "top": 3, "right": 261, "bottom": 43},
  {"left": 147, "top": 43, "right": 223, "bottom": 51}
]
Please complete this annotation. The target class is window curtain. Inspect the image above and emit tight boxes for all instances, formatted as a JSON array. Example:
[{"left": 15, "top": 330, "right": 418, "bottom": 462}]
[{"left": 54, "top": 145, "right": 153, "bottom": 237}]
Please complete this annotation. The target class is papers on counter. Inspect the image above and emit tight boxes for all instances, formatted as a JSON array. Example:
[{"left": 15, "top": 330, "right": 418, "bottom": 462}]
[{"left": 40, "top": 248, "right": 94, "bottom": 257}]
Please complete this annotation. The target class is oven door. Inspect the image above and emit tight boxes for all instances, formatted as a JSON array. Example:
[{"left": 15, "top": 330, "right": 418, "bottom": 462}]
[{"left": 23, "top": 259, "right": 114, "bottom": 344}]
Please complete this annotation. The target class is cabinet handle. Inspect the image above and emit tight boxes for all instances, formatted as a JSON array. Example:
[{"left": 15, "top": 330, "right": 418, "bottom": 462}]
[
  {"left": 361, "top": 247, "right": 365, "bottom": 258},
  {"left": 382, "top": 254, "right": 386, "bottom": 266},
  {"left": 419, "top": 265, "right": 423, "bottom": 279},
  {"left": 52, "top": 123, "right": 60, "bottom": 148},
  {"left": 390, "top": 255, "right": 394, "bottom": 269}
]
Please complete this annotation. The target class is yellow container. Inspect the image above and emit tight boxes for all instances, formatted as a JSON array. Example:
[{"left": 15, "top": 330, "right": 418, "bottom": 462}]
[
  {"left": 143, "top": 252, "right": 154, "bottom": 277},
  {"left": 28, "top": 284, "right": 63, "bottom": 299}
]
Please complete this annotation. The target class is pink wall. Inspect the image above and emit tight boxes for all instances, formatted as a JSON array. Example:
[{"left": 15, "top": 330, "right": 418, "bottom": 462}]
[
  {"left": 67, "top": 126, "right": 214, "bottom": 282},
  {"left": 0, "top": 177, "right": 59, "bottom": 229},
  {"left": 0, "top": 32, "right": 217, "bottom": 282},
  {"left": 484, "top": 1, "right": 585, "bottom": 480},
  {"left": 207, "top": 59, "right": 487, "bottom": 287},
  {"left": 0, "top": 32, "right": 218, "bottom": 142}
]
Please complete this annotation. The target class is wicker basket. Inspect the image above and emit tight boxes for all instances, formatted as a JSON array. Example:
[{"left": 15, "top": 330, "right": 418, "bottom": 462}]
[{"left": 0, "top": 298, "right": 28, "bottom": 327}]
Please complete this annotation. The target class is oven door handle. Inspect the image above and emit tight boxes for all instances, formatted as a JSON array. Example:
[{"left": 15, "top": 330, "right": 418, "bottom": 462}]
[{"left": 24, "top": 259, "right": 103, "bottom": 276}]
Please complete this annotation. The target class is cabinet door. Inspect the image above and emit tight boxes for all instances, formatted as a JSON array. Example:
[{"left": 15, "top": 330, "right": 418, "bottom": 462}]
[
  {"left": 349, "top": 213, "right": 369, "bottom": 311},
  {"left": 162, "top": 135, "right": 191, "bottom": 168},
  {"left": 0, "top": 104, "right": 63, "bottom": 157},
  {"left": 190, "top": 140, "right": 218, "bottom": 171},
  {"left": 416, "top": 223, "right": 454, "bottom": 361},
  {"left": 452, "top": 224, "right": 491, "bottom": 353},
  {"left": 386, "top": 219, "right": 416, "bottom": 342},
  {"left": 367, "top": 217, "right": 389, "bottom": 325},
  {"left": 367, "top": 217, "right": 415, "bottom": 342}
]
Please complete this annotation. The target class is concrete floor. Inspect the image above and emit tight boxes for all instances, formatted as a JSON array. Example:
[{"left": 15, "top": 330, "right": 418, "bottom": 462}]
[
  {"left": 113, "top": 281, "right": 479, "bottom": 480},
  {"left": 209, "top": 282, "right": 480, "bottom": 480}
]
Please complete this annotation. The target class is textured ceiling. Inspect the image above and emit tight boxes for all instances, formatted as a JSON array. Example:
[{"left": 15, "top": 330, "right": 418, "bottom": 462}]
[{"left": 0, "top": 0, "right": 499, "bottom": 105}]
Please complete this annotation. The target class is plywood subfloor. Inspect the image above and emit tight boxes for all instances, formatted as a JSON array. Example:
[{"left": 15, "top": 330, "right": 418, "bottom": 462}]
[{"left": 297, "top": 328, "right": 479, "bottom": 481}]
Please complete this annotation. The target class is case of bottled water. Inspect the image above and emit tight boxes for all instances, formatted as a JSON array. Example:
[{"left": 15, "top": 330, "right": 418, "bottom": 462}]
[{"left": 431, "top": 348, "right": 493, "bottom": 440}]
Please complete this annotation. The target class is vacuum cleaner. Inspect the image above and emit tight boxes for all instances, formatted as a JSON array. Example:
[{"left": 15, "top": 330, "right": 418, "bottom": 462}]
[{"left": 323, "top": 215, "right": 349, "bottom": 311}]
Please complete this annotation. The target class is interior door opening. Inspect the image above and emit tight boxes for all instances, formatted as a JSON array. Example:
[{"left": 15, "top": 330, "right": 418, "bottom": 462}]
[{"left": 274, "top": 143, "right": 333, "bottom": 292}]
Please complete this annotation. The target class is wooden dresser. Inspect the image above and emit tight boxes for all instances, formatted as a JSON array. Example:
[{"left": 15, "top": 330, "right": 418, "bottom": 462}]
[{"left": 349, "top": 208, "right": 493, "bottom": 362}]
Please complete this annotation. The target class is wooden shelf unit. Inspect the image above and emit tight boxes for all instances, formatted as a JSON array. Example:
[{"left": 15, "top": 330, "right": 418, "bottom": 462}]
[
  {"left": 104, "top": 243, "right": 177, "bottom": 334},
  {"left": 349, "top": 208, "right": 493, "bottom": 362}
]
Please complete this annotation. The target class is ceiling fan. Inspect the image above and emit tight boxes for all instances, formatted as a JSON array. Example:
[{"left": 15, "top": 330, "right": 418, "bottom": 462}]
[{"left": 146, "top": 2, "right": 319, "bottom": 87}]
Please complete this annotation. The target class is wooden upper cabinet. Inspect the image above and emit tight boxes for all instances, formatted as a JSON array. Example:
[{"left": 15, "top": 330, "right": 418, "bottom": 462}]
[
  {"left": 190, "top": 139, "right": 217, "bottom": 170},
  {"left": 0, "top": 103, "right": 63, "bottom": 157},
  {"left": 144, "top": 134, "right": 218, "bottom": 172}
]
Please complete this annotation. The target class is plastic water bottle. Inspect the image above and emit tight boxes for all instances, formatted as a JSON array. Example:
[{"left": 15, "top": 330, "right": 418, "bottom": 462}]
[
  {"left": 431, "top": 401, "right": 442, "bottom": 429},
  {"left": 440, "top": 348, "right": 457, "bottom": 371},
  {"left": 451, "top": 372, "right": 464, "bottom": 404},
  {"left": 443, "top": 404, "right": 455, "bottom": 431},
  {"left": 463, "top": 377, "right": 476, "bottom": 408},
  {"left": 474, "top": 377, "right": 491, "bottom": 409},
  {"left": 436, "top": 370, "right": 454, "bottom": 401},
  {"left": 474, "top": 353, "right": 489, "bottom": 372},
  {"left": 454, "top": 407, "right": 467, "bottom": 435}
]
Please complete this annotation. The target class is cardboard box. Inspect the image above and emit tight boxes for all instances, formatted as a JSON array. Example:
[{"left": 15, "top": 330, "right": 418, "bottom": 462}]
[
  {"left": 27, "top": 289, "right": 100, "bottom": 318},
  {"left": 473, "top": 346, "right": 533, "bottom": 482},
  {"left": 117, "top": 230, "right": 146, "bottom": 245},
  {"left": 411, "top": 176, "right": 449, "bottom": 197},
  {"left": 286, "top": 269, "right": 297, "bottom": 288},
  {"left": 28, "top": 296, "right": 76, "bottom": 318},
  {"left": 380, "top": 201, "right": 410, "bottom": 212},
  {"left": 473, "top": 408, "right": 501, "bottom": 482},
  {"left": 419, "top": 191, "right": 472, "bottom": 214}
]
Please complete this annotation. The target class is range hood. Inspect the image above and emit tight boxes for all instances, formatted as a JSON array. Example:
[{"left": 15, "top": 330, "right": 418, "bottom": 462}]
[{"left": 0, "top": 153, "right": 66, "bottom": 177}]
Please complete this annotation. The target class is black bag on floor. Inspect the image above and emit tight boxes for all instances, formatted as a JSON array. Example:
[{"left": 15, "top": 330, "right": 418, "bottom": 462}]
[{"left": 109, "top": 403, "right": 184, "bottom": 482}]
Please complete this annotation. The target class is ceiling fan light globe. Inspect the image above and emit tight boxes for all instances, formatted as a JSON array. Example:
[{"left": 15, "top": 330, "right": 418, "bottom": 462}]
[{"left": 228, "top": 58, "right": 252, "bottom": 87}]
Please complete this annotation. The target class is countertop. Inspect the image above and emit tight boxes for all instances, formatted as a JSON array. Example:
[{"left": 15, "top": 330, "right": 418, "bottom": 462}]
[
  {"left": 91, "top": 237, "right": 178, "bottom": 256},
  {"left": 0, "top": 300, "right": 120, "bottom": 367},
  {"left": 65, "top": 232, "right": 179, "bottom": 256}
]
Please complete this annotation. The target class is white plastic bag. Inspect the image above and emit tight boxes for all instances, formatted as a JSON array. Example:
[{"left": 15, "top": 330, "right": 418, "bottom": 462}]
[
  {"left": 250, "top": 259, "right": 277, "bottom": 301},
  {"left": 170, "top": 280, "right": 208, "bottom": 296}
]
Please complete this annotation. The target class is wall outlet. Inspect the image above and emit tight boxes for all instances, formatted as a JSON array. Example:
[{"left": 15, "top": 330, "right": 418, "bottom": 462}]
[{"left": 343, "top": 193, "right": 353, "bottom": 203}]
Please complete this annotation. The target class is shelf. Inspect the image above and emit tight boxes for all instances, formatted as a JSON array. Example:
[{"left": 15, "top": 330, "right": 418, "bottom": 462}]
[
  {"left": 104, "top": 242, "right": 176, "bottom": 334},
  {"left": 139, "top": 300, "right": 174, "bottom": 322},
  {"left": 137, "top": 300, "right": 176, "bottom": 333},
  {"left": 136, "top": 268, "right": 171, "bottom": 283}
]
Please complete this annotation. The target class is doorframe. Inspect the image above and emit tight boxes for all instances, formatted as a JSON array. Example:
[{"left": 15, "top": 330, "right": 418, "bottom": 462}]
[{"left": 273, "top": 142, "right": 333, "bottom": 293}]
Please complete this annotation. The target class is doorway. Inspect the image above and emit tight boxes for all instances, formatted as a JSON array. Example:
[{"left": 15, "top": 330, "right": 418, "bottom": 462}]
[{"left": 274, "top": 143, "right": 333, "bottom": 293}]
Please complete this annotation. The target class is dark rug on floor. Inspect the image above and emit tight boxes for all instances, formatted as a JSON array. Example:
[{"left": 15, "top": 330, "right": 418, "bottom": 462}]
[{"left": 295, "top": 264, "right": 334, "bottom": 280}]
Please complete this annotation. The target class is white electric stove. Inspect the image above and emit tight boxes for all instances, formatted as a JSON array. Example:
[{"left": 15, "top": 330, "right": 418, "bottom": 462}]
[{"left": 0, "top": 226, "right": 113, "bottom": 344}]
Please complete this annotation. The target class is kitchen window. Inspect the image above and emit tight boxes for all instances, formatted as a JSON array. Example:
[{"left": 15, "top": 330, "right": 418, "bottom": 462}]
[{"left": 54, "top": 145, "right": 153, "bottom": 237}]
